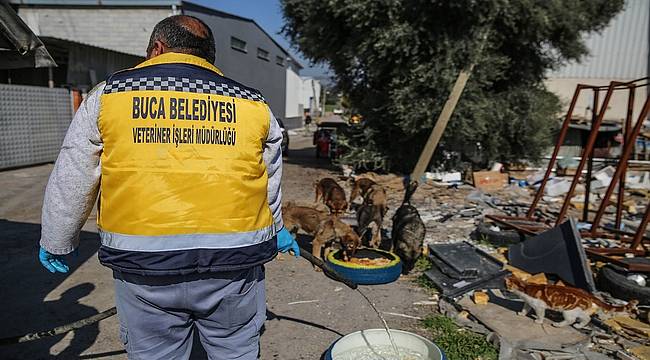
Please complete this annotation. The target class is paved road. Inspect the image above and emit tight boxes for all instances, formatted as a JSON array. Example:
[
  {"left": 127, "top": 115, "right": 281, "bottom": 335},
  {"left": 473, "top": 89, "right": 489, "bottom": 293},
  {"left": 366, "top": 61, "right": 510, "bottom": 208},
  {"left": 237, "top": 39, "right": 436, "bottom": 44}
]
[{"left": 0, "top": 133, "right": 434, "bottom": 359}]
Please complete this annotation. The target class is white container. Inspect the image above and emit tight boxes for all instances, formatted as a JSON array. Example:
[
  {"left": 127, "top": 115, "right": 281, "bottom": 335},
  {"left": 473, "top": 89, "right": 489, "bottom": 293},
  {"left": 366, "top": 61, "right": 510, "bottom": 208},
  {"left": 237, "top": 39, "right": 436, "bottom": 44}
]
[{"left": 326, "top": 329, "right": 446, "bottom": 360}]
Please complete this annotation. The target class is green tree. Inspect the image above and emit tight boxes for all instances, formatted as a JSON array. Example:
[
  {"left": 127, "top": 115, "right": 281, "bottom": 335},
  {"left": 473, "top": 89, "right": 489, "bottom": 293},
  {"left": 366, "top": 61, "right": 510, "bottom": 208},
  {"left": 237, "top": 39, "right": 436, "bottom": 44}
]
[{"left": 281, "top": 0, "right": 625, "bottom": 172}]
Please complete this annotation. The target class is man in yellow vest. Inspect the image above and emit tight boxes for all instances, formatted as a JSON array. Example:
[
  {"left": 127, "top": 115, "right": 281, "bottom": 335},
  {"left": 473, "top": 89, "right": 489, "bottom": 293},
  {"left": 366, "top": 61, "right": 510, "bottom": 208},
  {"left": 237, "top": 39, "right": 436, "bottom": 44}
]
[{"left": 37, "top": 15, "right": 299, "bottom": 359}]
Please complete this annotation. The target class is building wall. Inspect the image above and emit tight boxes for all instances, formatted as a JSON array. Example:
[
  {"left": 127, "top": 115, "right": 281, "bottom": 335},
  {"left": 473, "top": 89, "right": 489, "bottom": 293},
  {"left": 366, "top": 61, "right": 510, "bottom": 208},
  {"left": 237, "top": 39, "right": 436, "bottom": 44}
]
[
  {"left": 185, "top": 4, "right": 290, "bottom": 120},
  {"left": 285, "top": 67, "right": 302, "bottom": 120},
  {"left": 301, "top": 77, "right": 321, "bottom": 113},
  {"left": 545, "top": 0, "right": 649, "bottom": 120}
]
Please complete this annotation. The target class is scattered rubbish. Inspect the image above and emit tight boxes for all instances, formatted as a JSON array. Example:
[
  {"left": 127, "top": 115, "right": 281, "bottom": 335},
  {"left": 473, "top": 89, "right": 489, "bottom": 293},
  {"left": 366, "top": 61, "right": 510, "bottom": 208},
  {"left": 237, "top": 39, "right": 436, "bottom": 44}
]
[
  {"left": 605, "top": 316, "right": 650, "bottom": 338},
  {"left": 556, "top": 157, "right": 580, "bottom": 176},
  {"left": 490, "top": 162, "right": 504, "bottom": 172},
  {"left": 525, "top": 273, "right": 548, "bottom": 285},
  {"left": 424, "top": 241, "right": 509, "bottom": 298},
  {"left": 381, "top": 311, "right": 423, "bottom": 321},
  {"left": 627, "top": 274, "right": 647, "bottom": 287},
  {"left": 412, "top": 300, "right": 438, "bottom": 306},
  {"left": 473, "top": 171, "right": 508, "bottom": 192},
  {"left": 473, "top": 291, "right": 489, "bottom": 305},
  {"left": 425, "top": 171, "right": 462, "bottom": 183},
  {"left": 545, "top": 178, "right": 572, "bottom": 197},
  {"left": 629, "top": 345, "right": 650, "bottom": 360},
  {"left": 508, "top": 218, "right": 596, "bottom": 292},
  {"left": 628, "top": 172, "right": 650, "bottom": 190},
  {"left": 287, "top": 300, "right": 320, "bottom": 305},
  {"left": 591, "top": 166, "right": 616, "bottom": 189}
]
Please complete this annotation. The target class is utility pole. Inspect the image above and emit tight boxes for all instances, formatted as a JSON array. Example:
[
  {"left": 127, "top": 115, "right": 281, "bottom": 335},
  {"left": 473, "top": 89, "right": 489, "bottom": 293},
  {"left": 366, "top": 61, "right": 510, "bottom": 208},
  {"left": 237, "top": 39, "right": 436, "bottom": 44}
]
[
  {"left": 410, "top": 31, "right": 488, "bottom": 181},
  {"left": 410, "top": 64, "right": 476, "bottom": 181}
]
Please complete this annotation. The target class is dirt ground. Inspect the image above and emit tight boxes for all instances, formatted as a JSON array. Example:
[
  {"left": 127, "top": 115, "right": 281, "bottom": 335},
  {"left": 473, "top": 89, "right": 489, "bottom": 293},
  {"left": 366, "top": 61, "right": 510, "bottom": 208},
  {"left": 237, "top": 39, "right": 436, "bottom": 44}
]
[{"left": 0, "top": 132, "right": 435, "bottom": 359}]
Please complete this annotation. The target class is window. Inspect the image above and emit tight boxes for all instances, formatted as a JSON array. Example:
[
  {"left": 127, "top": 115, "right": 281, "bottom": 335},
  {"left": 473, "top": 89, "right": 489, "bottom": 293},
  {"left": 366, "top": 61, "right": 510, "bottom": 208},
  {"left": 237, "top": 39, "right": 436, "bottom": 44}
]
[
  {"left": 230, "top": 37, "right": 247, "bottom": 53},
  {"left": 276, "top": 56, "right": 285, "bottom": 66},
  {"left": 257, "top": 48, "right": 269, "bottom": 61}
]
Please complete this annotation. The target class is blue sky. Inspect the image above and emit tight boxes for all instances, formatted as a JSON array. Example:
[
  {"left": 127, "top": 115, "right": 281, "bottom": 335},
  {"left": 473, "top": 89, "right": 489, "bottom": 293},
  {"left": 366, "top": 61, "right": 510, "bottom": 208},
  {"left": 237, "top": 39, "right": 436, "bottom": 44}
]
[{"left": 188, "top": 0, "right": 330, "bottom": 80}]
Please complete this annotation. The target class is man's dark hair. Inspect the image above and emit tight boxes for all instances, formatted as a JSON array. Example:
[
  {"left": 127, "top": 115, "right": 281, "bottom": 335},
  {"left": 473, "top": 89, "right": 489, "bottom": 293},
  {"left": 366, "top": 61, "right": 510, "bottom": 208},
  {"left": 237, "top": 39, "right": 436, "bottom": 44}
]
[{"left": 147, "top": 15, "right": 216, "bottom": 64}]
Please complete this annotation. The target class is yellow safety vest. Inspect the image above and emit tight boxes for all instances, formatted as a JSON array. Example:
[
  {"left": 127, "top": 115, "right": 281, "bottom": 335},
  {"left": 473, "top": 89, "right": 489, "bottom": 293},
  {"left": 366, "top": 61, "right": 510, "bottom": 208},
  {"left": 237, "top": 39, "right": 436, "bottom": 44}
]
[{"left": 97, "top": 53, "right": 275, "bottom": 260}]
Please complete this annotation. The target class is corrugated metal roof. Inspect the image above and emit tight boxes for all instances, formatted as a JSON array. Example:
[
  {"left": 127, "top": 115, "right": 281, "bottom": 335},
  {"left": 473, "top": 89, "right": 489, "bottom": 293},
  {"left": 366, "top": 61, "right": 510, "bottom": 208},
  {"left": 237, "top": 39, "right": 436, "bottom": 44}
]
[
  {"left": 550, "top": 0, "right": 649, "bottom": 79},
  {"left": 17, "top": 7, "right": 173, "bottom": 56}
]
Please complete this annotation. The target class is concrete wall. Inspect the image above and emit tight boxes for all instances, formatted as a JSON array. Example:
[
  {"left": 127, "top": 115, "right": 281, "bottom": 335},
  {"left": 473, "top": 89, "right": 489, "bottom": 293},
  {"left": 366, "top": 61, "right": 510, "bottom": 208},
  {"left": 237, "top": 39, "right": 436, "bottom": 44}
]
[{"left": 185, "top": 3, "right": 290, "bottom": 120}]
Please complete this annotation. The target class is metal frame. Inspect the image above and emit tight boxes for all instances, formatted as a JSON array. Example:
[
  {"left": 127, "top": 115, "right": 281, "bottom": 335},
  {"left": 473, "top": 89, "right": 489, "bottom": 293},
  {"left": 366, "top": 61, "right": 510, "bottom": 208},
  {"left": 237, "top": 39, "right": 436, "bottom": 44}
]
[{"left": 486, "top": 77, "right": 650, "bottom": 271}]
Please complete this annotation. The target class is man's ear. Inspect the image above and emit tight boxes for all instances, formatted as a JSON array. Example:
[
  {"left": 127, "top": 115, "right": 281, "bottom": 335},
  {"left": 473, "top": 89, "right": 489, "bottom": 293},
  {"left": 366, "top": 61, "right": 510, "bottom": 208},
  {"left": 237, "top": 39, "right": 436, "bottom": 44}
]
[{"left": 147, "top": 40, "right": 167, "bottom": 59}]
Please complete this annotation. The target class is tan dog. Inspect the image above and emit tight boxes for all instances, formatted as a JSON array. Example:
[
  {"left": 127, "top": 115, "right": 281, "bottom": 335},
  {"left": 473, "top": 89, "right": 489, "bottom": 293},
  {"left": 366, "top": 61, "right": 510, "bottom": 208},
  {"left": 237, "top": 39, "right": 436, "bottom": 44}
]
[
  {"left": 282, "top": 202, "right": 330, "bottom": 235},
  {"left": 315, "top": 178, "right": 348, "bottom": 215},
  {"left": 312, "top": 216, "right": 361, "bottom": 267},
  {"left": 349, "top": 177, "right": 376, "bottom": 203},
  {"left": 282, "top": 202, "right": 360, "bottom": 269},
  {"left": 356, "top": 183, "right": 388, "bottom": 248}
]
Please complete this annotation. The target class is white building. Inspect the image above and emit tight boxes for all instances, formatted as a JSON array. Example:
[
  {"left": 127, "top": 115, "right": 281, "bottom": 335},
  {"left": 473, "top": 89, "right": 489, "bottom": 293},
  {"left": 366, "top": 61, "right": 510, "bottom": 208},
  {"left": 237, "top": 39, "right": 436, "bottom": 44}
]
[{"left": 285, "top": 73, "right": 321, "bottom": 121}]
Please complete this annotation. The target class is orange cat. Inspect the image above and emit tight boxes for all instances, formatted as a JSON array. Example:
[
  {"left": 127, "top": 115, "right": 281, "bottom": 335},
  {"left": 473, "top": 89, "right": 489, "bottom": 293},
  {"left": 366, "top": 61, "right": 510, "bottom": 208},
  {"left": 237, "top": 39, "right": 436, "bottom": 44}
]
[{"left": 505, "top": 276, "right": 637, "bottom": 328}]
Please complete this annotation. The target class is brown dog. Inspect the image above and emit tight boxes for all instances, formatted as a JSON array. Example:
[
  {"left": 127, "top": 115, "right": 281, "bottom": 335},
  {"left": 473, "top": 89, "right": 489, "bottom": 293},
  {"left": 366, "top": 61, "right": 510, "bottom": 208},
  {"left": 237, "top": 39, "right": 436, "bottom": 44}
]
[
  {"left": 282, "top": 202, "right": 360, "bottom": 269},
  {"left": 356, "top": 183, "right": 388, "bottom": 248},
  {"left": 349, "top": 177, "right": 376, "bottom": 203},
  {"left": 315, "top": 178, "right": 348, "bottom": 215},
  {"left": 282, "top": 202, "right": 330, "bottom": 235},
  {"left": 312, "top": 216, "right": 361, "bottom": 266}
]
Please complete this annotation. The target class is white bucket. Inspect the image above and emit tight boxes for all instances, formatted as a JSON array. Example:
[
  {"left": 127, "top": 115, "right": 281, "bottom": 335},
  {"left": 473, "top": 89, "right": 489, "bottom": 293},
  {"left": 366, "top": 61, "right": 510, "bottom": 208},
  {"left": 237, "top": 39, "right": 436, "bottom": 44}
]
[{"left": 326, "top": 329, "right": 446, "bottom": 360}]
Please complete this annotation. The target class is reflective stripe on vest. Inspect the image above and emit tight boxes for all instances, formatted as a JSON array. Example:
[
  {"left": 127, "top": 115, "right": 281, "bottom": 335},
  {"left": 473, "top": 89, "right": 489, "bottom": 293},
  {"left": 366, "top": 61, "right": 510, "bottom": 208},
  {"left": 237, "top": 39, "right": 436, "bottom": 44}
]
[{"left": 97, "top": 53, "right": 275, "bottom": 251}]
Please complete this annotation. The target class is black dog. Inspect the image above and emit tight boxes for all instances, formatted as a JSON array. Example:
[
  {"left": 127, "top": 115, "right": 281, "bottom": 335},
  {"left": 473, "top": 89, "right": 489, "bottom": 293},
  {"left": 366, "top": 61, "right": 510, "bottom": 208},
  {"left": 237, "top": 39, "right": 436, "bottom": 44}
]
[{"left": 391, "top": 181, "right": 425, "bottom": 274}]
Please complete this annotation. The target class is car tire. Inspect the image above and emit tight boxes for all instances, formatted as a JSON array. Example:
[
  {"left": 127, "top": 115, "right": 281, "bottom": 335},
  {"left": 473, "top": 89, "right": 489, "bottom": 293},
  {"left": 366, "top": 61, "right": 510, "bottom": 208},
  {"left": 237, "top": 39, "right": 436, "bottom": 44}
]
[
  {"left": 326, "top": 249, "right": 402, "bottom": 285},
  {"left": 472, "top": 222, "right": 525, "bottom": 246},
  {"left": 597, "top": 264, "right": 650, "bottom": 305}
]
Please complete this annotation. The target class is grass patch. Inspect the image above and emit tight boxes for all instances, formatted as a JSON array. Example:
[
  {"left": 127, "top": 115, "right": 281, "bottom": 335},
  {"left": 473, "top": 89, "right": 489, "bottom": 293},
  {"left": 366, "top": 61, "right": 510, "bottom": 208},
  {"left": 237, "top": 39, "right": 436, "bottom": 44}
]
[
  {"left": 412, "top": 257, "right": 437, "bottom": 294},
  {"left": 422, "top": 315, "right": 498, "bottom": 360},
  {"left": 414, "top": 256, "right": 433, "bottom": 272},
  {"left": 414, "top": 273, "right": 437, "bottom": 292}
]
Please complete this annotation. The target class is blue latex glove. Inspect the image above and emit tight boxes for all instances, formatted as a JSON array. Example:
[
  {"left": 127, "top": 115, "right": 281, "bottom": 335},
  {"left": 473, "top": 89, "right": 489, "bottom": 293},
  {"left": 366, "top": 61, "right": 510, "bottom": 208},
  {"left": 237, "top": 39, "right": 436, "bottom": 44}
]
[
  {"left": 277, "top": 228, "right": 300, "bottom": 257},
  {"left": 38, "top": 247, "right": 70, "bottom": 273}
]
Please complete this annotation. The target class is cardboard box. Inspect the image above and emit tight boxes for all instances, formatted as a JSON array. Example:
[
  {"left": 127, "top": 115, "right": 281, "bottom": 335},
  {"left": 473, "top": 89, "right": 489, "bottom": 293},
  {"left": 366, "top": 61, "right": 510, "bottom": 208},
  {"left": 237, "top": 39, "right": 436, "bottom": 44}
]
[{"left": 473, "top": 171, "right": 508, "bottom": 192}]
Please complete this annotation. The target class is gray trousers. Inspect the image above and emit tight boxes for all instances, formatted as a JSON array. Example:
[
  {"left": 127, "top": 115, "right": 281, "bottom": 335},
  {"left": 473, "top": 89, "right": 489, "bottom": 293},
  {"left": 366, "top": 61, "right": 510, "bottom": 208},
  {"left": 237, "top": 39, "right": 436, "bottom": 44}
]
[{"left": 113, "top": 266, "right": 266, "bottom": 360}]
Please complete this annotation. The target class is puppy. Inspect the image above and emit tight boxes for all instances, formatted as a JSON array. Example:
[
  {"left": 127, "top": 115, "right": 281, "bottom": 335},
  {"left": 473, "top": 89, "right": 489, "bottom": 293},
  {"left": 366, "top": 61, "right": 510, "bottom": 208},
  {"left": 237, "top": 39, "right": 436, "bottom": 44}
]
[
  {"left": 315, "top": 178, "right": 348, "bottom": 215},
  {"left": 282, "top": 202, "right": 330, "bottom": 235},
  {"left": 282, "top": 203, "right": 360, "bottom": 269},
  {"left": 312, "top": 216, "right": 361, "bottom": 268},
  {"left": 349, "top": 177, "right": 377, "bottom": 203},
  {"left": 356, "top": 184, "right": 388, "bottom": 248},
  {"left": 391, "top": 181, "right": 425, "bottom": 274}
]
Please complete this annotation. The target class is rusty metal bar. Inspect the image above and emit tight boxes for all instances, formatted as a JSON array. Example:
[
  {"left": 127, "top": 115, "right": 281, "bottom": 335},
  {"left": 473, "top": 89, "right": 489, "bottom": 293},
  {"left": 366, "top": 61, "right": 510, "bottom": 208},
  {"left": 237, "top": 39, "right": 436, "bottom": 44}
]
[
  {"left": 630, "top": 200, "right": 650, "bottom": 250},
  {"left": 556, "top": 82, "right": 618, "bottom": 225},
  {"left": 585, "top": 248, "right": 650, "bottom": 272},
  {"left": 583, "top": 89, "right": 599, "bottom": 222},
  {"left": 485, "top": 215, "right": 542, "bottom": 236},
  {"left": 590, "top": 95, "right": 650, "bottom": 234},
  {"left": 527, "top": 85, "right": 584, "bottom": 218},
  {"left": 616, "top": 85, "right": 636, "bottom": 229}
]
